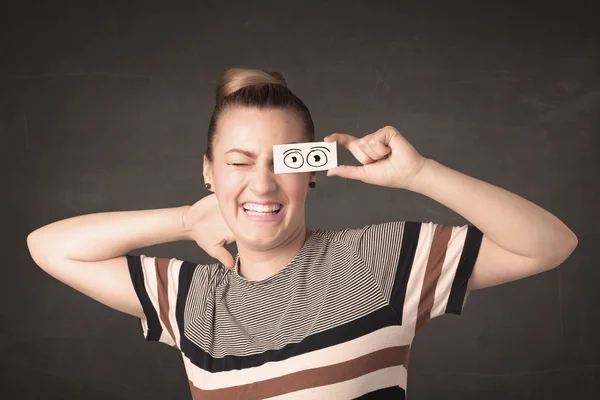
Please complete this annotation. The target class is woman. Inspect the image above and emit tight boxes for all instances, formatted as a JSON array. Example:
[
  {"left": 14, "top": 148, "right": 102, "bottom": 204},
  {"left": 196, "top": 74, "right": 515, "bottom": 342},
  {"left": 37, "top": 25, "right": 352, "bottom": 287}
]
[{"left": 27, "top": 68, "right": 578, "bottom": 399}]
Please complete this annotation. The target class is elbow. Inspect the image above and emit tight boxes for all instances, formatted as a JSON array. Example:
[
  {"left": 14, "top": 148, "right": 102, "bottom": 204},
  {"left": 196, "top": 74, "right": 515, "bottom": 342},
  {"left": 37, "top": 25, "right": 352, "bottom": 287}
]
[
  {"left": 27, "top": 229, "right": 44, "bottom": 251},
  {"left": 27, "top": 227, "right": 45, "bottom": 245},
  {"left": 568, "top": 233, "right": 578, "bottom": 258},
  {"left": 27, "top": 231, "right": 41, "bottom": 265},
  {"left": 571, "top": 233, "right": 579, "bottom": 249},
  {"left": 27, "top": 230, "right": 50, "bottom": 267},
  {"left": 27, "top": 230, "right": 37, "bottom": 243},
  {"left": 548, "top": 232, "right": 578, "bottom": 269},
  {"left": 27, "top": 231, "right": 38, "bottom": 253},
  {"left": 565, "top": 231, "right": 578, "bottom": 255}
]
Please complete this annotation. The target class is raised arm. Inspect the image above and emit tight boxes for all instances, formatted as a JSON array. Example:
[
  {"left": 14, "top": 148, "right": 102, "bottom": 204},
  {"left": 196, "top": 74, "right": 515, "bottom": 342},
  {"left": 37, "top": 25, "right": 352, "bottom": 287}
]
[{"left": 26, "top": 206, "right": 191, "bottom": 318}]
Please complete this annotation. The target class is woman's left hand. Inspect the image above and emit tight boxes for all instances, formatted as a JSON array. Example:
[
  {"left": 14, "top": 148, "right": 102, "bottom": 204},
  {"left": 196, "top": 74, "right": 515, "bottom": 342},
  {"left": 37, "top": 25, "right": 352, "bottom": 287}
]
[{"left": 324, "top": 126, "right": 428, "bottom": 190}]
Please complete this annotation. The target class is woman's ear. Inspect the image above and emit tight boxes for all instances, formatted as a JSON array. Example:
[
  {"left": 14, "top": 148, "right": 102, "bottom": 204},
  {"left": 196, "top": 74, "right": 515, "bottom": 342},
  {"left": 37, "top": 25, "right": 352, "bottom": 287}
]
[{"left": 203, "top": 154, "right": 213, "bottom": 183}]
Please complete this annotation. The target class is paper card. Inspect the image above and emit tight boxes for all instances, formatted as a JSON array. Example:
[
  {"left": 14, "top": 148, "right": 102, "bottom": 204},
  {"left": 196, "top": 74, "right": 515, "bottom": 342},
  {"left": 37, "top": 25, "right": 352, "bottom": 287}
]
[{"left": 273, "top": 141, "right": 337, "bottom": 174}]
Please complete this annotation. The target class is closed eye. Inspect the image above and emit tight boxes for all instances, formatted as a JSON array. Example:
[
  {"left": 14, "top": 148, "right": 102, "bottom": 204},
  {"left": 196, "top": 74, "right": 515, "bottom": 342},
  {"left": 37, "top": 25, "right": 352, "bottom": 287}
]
[{"left": 229, "top": 163, "right": 249, "bottom": 166}]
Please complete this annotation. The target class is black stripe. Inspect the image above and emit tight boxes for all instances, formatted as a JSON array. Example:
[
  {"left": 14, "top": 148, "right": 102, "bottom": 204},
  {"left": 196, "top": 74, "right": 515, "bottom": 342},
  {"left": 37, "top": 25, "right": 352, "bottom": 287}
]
[
  {"left": 180, "top": 303, "right": 399, "bottom": 373},
  {"left": 354, "top": 385, "right": 406, "bottom": 399},
  {"left": 446, "top": 225, "right": 483, "bottom": 315},
  {"left": 389, "top": 221, "right": 421, "bottom": 324},
  {"left": 176, "top": 260, "right": 198, "bottom": 345},
  {"left": 126, "top": 254, "right": 162, "bottom": 341}
]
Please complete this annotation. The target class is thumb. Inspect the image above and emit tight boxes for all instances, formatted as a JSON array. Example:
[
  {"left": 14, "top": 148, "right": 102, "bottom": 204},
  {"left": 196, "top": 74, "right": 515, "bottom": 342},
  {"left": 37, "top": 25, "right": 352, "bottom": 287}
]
[
  {"left": 209, "top": 247, "right": 235, "bottom": 270},
  {"left": 324, "top": 133, "right": 354, "bottom": 147},
  {"left": 327, "top": 165, "right": 365, "bottom": 181}
]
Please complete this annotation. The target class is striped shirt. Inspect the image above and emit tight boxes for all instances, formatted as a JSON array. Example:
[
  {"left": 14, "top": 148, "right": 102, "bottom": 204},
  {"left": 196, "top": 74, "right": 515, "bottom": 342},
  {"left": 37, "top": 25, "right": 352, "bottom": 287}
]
[{"left": 127, "top": 220, "right": 483, "bottom": 399}]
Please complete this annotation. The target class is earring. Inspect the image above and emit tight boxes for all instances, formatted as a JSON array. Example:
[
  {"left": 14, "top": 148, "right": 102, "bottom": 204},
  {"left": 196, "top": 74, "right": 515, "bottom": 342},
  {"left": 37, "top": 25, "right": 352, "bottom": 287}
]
[
  {"left": 204, "top": 183, "right": 211, "bottom": 190},
  {"left": 309, "top": 181, "right": 316, "bottom": 188}
]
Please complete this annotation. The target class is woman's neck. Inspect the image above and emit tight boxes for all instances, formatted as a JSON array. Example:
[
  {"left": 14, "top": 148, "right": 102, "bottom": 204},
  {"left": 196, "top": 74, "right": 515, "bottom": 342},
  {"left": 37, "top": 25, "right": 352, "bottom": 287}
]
[{"left": 236, "top": 226, "right": 313, "bottom": 281}]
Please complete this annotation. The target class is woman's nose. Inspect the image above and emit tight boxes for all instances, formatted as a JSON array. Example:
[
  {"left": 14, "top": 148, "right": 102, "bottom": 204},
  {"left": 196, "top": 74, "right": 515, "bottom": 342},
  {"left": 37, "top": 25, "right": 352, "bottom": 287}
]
[{"left": 250, "top": 164, "right": 277, "bottom": 194}]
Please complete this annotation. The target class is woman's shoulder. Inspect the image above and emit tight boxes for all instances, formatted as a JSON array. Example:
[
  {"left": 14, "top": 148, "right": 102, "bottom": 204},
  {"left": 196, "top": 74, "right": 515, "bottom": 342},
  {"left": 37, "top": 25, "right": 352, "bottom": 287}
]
[
  {"left": 130, "top": 254, "right": 231, "bottom": 280},
  {"left": 311, "top": 224, "right": 370, "bottom": 247},
  {"left": 312, "top": 220, "right": 414, "bottom": 248},
  {"left": 313, "top": 220, "right": 403, "bottom": 237}
]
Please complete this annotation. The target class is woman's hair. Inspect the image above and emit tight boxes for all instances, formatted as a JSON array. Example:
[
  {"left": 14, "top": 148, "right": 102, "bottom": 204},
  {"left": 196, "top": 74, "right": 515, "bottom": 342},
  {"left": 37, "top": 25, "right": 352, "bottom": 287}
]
[{"left": 205, "top": 68, "right": 315, "bottom": 162}]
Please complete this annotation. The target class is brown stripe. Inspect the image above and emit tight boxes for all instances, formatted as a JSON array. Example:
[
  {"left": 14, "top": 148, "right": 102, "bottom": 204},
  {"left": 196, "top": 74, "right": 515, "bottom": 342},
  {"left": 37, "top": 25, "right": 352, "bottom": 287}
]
[
  {"left": 189, "top": 345, "right": 411, "bottom": 399},
  {"left": 415, "top": 224, "right": 452, "bottom": 333},
  {"left": 155, "top": 257, "right": 178, "bottom": 349}
]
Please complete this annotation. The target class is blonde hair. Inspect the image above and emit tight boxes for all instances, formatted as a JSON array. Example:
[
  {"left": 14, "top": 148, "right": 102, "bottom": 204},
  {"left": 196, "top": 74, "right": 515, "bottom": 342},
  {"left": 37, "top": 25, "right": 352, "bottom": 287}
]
[
  {"left": 205, "top": 68, "right": 314, "bottom": 162},
  {"left": 215, "top": 68, "right": 288, "bottom": 104}
]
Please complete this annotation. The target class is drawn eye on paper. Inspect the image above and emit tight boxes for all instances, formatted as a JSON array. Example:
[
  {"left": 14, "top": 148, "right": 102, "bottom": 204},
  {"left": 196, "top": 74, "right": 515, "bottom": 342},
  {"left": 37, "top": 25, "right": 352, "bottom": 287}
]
[{"left": 273, "top": 141, "right": 337, "bottom": 174}]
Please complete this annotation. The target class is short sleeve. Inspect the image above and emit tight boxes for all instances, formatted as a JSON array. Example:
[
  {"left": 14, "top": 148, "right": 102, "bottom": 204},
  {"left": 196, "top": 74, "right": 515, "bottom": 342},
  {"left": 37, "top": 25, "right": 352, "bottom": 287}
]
[
  {"left": 125, "top": 254, "right": 200, "bottom": 349},
  {"left": 357, "top": 221, "right": 483, "bottom": 332}
]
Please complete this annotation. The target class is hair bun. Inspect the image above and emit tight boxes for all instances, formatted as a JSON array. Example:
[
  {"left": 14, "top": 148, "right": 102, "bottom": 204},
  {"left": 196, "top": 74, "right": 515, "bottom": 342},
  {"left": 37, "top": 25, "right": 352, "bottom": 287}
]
[
  {"left": 266, "top": 71, "right": 287, "bottom": 86},
  {"left": 216, "top": 68, "right": 288, "bottom": 104}
]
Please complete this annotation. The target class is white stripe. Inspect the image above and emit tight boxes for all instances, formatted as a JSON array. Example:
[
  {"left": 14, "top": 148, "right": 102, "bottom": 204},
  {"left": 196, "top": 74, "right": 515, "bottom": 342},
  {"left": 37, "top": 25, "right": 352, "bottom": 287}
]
[
  {"left": 401, "top": 221, "right": 431, "bottom": 336},
  {"left": 168, "top": 258, "right": 183, "bottom": 348},
  {"left": 140, "top": 315, "right": 149, "bottom": 338}
]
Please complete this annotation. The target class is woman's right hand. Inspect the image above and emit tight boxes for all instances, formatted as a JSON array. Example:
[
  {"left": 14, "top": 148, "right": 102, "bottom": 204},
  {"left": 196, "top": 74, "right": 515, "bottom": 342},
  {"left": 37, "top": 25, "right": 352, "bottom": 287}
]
[{"left": 182, "top": 193, "right": 237, "bottom": 269}]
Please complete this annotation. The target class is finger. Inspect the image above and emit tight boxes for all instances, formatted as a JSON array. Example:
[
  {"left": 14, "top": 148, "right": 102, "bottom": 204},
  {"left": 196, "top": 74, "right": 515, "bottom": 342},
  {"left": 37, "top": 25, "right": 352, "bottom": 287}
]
[
  {"left": 327, "top": 165, "right": 367, "bottom": 182},
  {"left": 210, "top": 247, "right": 235, "bottom": 269},
  {"left": 350, "top": 143, "right": 376, "bottom": 165},
  {"left": 327, "top": 133, "right": 376, "bottom": 165},
  {"left": 359, "top": 136, "right": 386, "bottom": 162},
  {"left": 364, "top": 135, "right": 392, "bottom": 159},
  {"left": 381, "top": 126, "right": 405, "bottom": 154},
  {"left": 324, "top": 133, "right": 355, "bottom": 147}
]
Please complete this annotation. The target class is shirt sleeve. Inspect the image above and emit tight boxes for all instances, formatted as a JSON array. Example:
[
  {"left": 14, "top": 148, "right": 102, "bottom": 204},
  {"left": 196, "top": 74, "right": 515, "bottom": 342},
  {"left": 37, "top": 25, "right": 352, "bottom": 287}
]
[
  {"left": 125, "top": 253, "right": 201, "bottom": 349},
  {"left": 357, "top": 220, "right": 483, "bottom": 333}
]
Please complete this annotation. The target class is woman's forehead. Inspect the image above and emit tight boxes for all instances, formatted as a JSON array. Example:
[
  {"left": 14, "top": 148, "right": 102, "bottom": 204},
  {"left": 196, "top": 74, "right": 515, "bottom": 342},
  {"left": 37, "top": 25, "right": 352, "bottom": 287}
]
[
  {"left": 224, "top": 140, "right": 302, "bottom": 160},
  {"left": 216, "top": 108, "right": 306, "bottom": 152}
]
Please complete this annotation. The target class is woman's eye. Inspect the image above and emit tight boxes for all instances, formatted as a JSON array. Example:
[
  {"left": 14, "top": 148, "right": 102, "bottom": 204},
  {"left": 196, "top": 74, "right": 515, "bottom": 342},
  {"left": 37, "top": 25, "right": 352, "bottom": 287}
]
[{"left": 229, "top": 163, "right": 248, "bottom": 166}]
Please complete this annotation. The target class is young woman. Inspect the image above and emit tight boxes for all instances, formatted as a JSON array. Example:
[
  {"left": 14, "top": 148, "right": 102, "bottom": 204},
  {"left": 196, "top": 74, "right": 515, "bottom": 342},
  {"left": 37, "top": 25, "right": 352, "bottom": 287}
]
[{"left": 27, "top": 68, "right": 578, "bottom": 399}]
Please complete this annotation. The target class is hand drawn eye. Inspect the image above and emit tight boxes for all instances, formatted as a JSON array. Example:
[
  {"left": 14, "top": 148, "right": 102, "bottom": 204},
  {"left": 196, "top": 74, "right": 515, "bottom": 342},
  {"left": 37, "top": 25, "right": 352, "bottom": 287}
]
[
  {"left": 307, "top": 148, "right": 328, "bottom": 167},
  {"left": 283, "top": 151, "right": 304, "bottom": 169}
]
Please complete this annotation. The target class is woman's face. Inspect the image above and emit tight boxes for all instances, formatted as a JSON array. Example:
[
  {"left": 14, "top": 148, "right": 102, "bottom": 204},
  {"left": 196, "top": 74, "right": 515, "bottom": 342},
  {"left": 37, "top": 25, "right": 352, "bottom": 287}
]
[{"left": 203, "top": 107, "right": 315, "bottom": 250}]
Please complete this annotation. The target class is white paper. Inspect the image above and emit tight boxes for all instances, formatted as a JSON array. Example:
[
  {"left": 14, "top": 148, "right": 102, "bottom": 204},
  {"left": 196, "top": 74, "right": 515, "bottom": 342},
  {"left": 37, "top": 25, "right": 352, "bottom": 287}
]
[{"left": 273, "top": 141, "right": 337, "bottom": 174}]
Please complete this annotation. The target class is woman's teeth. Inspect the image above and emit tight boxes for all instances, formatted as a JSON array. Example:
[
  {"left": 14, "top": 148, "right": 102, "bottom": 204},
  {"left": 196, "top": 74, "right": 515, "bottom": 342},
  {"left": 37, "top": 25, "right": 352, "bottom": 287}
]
[
  {"left": 245, "top": 209, "right": 279, "bottom": 215},
  {"left": 242, "top": 204, "right": 281, "bottom": 215}
]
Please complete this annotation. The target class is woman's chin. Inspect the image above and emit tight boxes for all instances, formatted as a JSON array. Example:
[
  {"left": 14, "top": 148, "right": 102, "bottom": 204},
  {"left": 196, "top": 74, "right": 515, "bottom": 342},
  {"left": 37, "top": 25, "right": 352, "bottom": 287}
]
[{"left": 238, "top": 227, "right": 282, "bottom": 243}]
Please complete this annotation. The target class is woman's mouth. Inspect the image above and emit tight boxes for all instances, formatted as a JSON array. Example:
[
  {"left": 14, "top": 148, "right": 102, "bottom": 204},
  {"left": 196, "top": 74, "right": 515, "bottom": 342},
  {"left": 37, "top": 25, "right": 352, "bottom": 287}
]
[{"left": 240, "top": 204, "right": 284, "bottom": 221}]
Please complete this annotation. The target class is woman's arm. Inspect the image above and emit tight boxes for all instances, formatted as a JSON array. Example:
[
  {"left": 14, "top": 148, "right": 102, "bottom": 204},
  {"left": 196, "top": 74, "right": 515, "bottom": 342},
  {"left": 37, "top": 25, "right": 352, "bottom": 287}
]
[
  {"left": 26, "top": 206, "right": 192, "bottom": 318},
  {"left": 408, "top": 158, "right": 578, "bottom": 289},
  {"left": 27, "top": 206, "right": 191, "bottom": 262},
  {"left": 408, "top": 158, "right": 577, "bottom": 260},
  {"left": 325, "top": 127, "right": 578, "bottom": 291}
]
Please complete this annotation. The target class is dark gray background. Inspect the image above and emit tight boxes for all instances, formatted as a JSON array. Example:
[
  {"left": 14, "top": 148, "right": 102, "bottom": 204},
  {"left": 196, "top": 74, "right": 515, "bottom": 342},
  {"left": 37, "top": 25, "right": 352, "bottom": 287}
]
[{"left": 3, "top": 0, "right": 597, "bottom": 399}]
